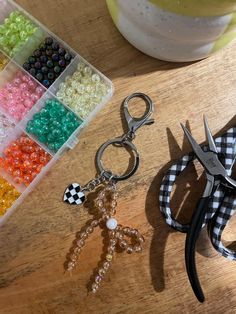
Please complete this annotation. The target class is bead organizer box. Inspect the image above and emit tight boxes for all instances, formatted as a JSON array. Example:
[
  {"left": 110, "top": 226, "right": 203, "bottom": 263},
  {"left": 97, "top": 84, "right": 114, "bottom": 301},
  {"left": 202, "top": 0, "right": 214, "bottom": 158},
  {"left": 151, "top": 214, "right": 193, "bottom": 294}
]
[{"left": 0, "top": 0, "right": 113, "bottom": 224}]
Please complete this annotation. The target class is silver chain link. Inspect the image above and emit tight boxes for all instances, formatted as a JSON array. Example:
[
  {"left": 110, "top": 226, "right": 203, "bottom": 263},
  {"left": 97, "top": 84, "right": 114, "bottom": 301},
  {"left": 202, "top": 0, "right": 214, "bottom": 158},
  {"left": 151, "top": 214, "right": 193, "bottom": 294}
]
[{"left": 82, "top": 173, "right": 106, "bottom": 192}]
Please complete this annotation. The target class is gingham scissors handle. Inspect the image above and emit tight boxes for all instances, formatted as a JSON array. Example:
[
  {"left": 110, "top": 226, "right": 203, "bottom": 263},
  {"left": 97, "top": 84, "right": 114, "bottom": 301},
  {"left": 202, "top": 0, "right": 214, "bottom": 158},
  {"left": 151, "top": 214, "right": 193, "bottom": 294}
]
[{"left": 159, "top": 127, "right": 236, "bottom": 257}]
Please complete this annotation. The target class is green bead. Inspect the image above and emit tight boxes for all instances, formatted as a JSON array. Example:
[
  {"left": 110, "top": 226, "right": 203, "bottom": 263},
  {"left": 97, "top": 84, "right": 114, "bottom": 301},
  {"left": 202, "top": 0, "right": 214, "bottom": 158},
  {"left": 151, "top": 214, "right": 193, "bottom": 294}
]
[
  {"left": 40, "top": 108, "right": 50, "bottom": 118},
  {"left": 26, "top": 125, "right": 34, "bottom": 133},
  {"left": 61, "top": 124, "right": 70, "bottom": 134},
  {"left": 38, "top": 134, "right": 47, "bottom": 143},
  {"left": 48, "top": 143, "right": 56, "bottom": 151},
  {"left": 49, "top": 108, "right": 59, "bottom": 118},
  {"left": 33, "top": 119, "right": 41, "bottom": 127},
  {"left": 58, "top": 106, "right": 67, "bottom": 116},
  {"left": 54, "top": 142, "right": 62, "bottom": 151},
  {"left": 58, "top": 136, "right": 67, "bottom": 145},
  {"left": 33, "top": 112, "right": 41, "bottom": 120},
  {"left": 41, "top": 125, "right": 49, "bottom": 134},
  {"left": 61, "top": 116, "right": 70, "bottom": 125},
  {"left": 52, "top": 129, "right": 61, "bottom": 137},
  {"left": 40, "top": 117, "right": 49, "bottom": 125},
  {"left": 66, "top": 111, "right": 76, "bottom": 120},
  {"left": 47, "top": 133, "right": 55, "bottom": 142},
  {"left": 52, "top": 120, "right": 61, "bottom": 128}
]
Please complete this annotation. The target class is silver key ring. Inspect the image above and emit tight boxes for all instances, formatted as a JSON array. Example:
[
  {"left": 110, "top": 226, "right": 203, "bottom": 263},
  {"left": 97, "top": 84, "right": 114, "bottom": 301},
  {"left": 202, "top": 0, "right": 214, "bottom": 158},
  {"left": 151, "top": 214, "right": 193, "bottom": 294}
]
[
  {"left": 96, "top": 137, "right": 140, "bottom": 181},
  {"left": 96, "top": 92, "right": 154, "bottom": 182}
]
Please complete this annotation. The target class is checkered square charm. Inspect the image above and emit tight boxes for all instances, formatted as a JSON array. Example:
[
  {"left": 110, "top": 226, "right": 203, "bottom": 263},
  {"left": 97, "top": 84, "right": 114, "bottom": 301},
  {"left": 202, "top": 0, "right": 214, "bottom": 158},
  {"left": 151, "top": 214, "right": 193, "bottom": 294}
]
[{"left": 63, "top": 183, "right": 86, "bottom": 205}]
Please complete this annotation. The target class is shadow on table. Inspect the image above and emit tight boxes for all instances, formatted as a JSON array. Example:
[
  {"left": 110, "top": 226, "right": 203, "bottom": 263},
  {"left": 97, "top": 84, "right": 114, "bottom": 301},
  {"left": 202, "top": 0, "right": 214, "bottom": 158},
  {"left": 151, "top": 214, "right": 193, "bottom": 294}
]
[{"left": 145, "top": 116, "right": 236, "bottom": 292}]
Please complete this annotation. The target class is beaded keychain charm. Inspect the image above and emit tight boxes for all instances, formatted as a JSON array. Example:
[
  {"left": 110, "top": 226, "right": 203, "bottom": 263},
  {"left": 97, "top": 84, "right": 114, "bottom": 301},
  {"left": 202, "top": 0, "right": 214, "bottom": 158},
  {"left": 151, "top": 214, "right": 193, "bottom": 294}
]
[{"left": 63, "top": 92, "right": 154, "bottom": 292}]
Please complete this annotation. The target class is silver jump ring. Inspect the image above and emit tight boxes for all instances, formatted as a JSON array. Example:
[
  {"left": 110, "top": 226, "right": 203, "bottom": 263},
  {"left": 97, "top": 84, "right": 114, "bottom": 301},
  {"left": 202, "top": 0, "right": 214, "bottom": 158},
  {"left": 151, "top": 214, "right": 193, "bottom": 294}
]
[{"left": 96, "top": 138, "right": 140, "bottom": 181}]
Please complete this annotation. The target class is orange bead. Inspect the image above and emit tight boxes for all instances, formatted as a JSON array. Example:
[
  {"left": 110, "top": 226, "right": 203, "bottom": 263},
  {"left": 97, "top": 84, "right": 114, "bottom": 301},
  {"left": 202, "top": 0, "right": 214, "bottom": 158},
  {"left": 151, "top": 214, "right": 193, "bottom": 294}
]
[
  {"left": 36, "top": 164, "right": 43, "bottom": 173},
  {"left": 13, "top": 169, "right": 22, "bottom": 177},
  {"left": 23, "top": 160, "right": 31, "bottom": 168},
  {"left": 30, "top": 152, "right": 38, "bottom": 161},
  {"left": 23, "top": 175, "right": 31, "bottom": 184},
  {"left": 6, "top": 166, "right": 14, "bottom": 175},
  {"left": 14, "top": 177, "right": 22, "bottom": 184},
  {"left": 0, "top": 157, "right": 5, "bottom": 168}
]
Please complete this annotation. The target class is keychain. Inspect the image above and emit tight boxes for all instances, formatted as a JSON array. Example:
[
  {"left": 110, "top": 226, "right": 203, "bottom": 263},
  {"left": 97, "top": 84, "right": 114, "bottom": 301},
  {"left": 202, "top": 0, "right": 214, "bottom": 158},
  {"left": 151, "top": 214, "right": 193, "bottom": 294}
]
[{"left": 63, "top": 92, "right": 154, "bottom": 292}]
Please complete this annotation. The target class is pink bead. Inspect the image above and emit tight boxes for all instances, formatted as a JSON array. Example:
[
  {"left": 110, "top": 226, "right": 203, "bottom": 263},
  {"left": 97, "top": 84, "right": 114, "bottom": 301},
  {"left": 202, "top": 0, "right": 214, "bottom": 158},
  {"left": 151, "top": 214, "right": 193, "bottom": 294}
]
[
  {"left": 8, "top": 107, "right": 16, "bottom": 115},
  {"left": 13, "top": 78, "right": 21, "bottom": 86},
  {"left": 22, "top": 91, "right": 30, "bottom": 98},
  {"left": 20, "top": 83, "right": 27, "bottom": 90},
  {"left": 7, "top": 93, "right": 14, "bottom": 100},
  {"left": 16, "top": 72, "right": 21, "bottom": 78},
  {"left": 12, "top": 87, "right": 19, "bottom": 94},
  {"left": 13, "top": 95, "right": 19, "bottom": 102},
  {"left": 36, "top": 86, "right": 44, "bottom": 95},
  {"left": 24, "top": 99, "right": 33, "bottom": 108},
  {"left": 5, "top": 83, "right": 13, "bottom": 90},
  {"left": 28, "top": 80, "right": 37, "bottom": 89},
  {"left": 8, "top": 100, "right": 15, "bottom": 107},
  {"left": 18, "top": 104, "right": 25, "bottom": 112},
  {"left": 30, "top": 93, "right": 39, "bottom": 102},
  {"left": 22, "top": 75, "right": 30, "bottom": 83}
]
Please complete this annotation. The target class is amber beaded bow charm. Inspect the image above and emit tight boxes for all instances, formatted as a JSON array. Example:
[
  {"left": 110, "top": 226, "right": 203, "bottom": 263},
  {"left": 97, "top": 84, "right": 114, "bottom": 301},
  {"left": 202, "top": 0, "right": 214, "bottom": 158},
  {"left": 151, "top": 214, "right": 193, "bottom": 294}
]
[
  {"left": 66, "top": 182, "right": 144, "bottom": 292},
  {"left": 64, "top": 93, "right": 154, "bottom": 292}
]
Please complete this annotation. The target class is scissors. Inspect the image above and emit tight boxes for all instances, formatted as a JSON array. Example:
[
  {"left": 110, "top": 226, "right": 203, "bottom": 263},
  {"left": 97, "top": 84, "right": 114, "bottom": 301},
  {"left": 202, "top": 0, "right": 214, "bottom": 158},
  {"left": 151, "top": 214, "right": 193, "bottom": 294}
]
[{"left": 159, "top": 117, "right": 236, "bottom": 302}]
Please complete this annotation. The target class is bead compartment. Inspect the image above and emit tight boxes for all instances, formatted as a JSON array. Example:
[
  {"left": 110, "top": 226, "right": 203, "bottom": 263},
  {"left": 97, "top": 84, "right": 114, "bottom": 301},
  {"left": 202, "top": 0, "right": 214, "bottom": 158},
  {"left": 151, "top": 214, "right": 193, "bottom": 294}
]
[
  {"left": 50, "top": 56, "right": 112, "bottom": 121},
  {"left": 0, "top": 176, "right": 20, "bottom": 216},
  {"left": 22, "top": 36, "right": 74, "bottom": 88},
  {"left": 0, "top": 133, "right": 52, "bottom": 188},
  {"left": 0, "top": 10, "right": 38, "bottom": 57},
  {"left": 0, "top": 61, "right": 46, "bottom": 122},
  {"left": 25, "top": 97, "right": 83, "bottom": 152},
  {"left": 0, "top": 0, "right": 113, "bottom": 224}
]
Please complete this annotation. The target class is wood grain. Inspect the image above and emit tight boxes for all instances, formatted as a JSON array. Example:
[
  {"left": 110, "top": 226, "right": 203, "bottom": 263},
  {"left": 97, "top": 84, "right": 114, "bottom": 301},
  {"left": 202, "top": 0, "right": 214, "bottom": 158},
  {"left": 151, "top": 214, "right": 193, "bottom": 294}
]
[{"left": 1, "top": 1, "right": 236, "bottom": 313}]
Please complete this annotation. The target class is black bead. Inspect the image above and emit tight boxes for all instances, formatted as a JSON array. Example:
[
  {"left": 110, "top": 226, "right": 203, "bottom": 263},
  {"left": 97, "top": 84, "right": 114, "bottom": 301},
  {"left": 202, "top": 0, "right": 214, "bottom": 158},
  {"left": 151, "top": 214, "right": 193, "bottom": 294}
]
[
  {"left": 34, "top": 61, "right": 42, "bottom": 69},
  {"left": 40, "top": 55, "right": 48, "bottom": 63},
  {"left": 28, "top": 56, "right": 36, "bottom": 64},
  {"left": 51, "top": 42, "right": 59, "bottom": 50},
  {"left": 64, "top": 53, "right": 72, "bottom": 61},
  {"left": 52, "top": 53, "right": 59, "bottom": 62},
  {"left": 42, "top": 79, "right": 50, "bottom": 87},
  {"left": 45, "top": 37, "right": 53, "bottom": 45},
  {"left": 58, "top": 59, "right": 66, "bottom": 67},
  {"left": 58, "top": 48, "right": 66, "bottom": 56},
  {"left": 47, "top": 72, "right": 55, "bottom": 80},
  {"left": 54, "top": 66, "right": 61, "bottom": 74},
  {"left": 33, "top": 49, "right": 41, "bottom": 57},
  {"left": 46, "top": 49, "right": 53, "bottom": 56},
  {"left": 23, "top": 62, "right": 31, "bottom": 70},
  {"left": 41, "top": 66, "right": 48, "bottom": 74},
  {"left": 29, "top": 68, "right": 37, "bottom": 76},
  {"left": 36, "top": 72, "right": 43, "bottom": 82},
  {"left": 47, "top": 60, "right": 54, "bottom": 68}
]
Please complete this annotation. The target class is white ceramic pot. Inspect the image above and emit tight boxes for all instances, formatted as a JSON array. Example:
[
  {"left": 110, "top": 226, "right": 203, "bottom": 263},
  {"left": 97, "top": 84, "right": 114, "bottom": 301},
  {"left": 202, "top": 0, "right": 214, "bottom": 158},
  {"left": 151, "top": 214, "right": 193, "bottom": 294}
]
[{"left": 106, "top": 0, "right": 236, "bottom": 62}]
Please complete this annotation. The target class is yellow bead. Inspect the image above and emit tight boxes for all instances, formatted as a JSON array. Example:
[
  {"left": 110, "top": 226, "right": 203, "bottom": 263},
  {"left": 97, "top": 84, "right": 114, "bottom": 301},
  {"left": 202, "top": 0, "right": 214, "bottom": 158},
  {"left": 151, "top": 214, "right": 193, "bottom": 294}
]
[
  {"left": 0, "top": 52, "right": 8, "bottom": 71},
  {"left": 106, "top": 254, "right": 113, "bottom": 262},
  {"left": 0, "top": 176, "right": 20, "bottom": 216}
]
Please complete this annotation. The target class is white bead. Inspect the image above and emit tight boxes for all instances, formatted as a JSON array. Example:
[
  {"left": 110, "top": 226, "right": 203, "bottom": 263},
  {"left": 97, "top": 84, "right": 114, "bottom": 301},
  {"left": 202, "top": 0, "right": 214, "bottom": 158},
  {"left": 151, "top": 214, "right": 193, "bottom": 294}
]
[{"left": 106, "top": 218, "right": 118, "bottom": 230}]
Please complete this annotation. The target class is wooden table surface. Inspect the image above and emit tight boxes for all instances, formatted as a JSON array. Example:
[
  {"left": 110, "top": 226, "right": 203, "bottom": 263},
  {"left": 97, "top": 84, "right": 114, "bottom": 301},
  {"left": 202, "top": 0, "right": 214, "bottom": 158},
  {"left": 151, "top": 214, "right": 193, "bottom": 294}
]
[{"left": 1, "top": 1, "right": 236, "bottom": 313}]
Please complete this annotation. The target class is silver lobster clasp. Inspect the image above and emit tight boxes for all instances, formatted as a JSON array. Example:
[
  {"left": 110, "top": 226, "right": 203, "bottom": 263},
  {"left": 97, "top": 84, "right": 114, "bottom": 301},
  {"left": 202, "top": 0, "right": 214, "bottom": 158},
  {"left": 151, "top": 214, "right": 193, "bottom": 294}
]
[{"left": 123, "top": 92, "right": 154, "bottom": 138}]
